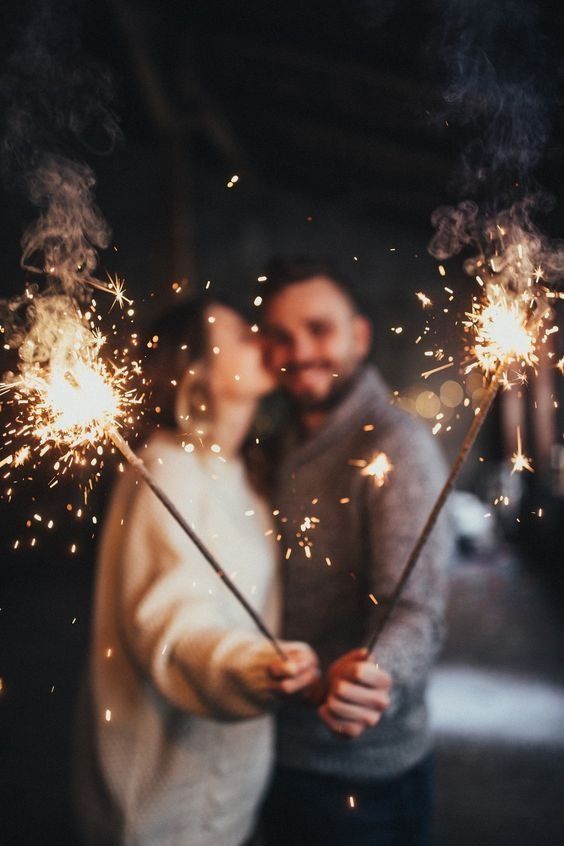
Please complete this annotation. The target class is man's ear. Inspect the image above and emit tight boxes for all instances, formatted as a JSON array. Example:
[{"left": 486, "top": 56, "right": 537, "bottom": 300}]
[{"left": 353, "top": 314, "right": 373, "bottom": 358}]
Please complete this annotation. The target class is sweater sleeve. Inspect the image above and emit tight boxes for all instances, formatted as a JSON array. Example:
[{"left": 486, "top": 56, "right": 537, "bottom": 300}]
[
  {"left": 116, "top": 460, "right": 278, "bottom": 722},
  {"left": 363, "top": 421, "right": 453, "bottom": 718}
]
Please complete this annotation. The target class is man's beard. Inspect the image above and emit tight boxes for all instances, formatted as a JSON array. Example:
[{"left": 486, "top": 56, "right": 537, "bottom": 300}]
[{"left": 284, "top": 363, "right": 363, "bottom": 413}]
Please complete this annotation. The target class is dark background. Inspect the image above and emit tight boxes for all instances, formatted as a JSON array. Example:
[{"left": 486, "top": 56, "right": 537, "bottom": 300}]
[{"left": 0, "top": 1, "right": 563, "bottom": 844}]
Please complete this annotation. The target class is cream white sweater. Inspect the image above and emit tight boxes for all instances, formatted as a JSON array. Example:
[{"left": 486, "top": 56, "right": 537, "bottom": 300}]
[{"left": 82, "top": 432, "right": 280, "bottom": 846}]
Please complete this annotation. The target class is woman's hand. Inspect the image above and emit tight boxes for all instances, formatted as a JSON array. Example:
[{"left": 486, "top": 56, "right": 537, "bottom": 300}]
[
  {"left": 267, "top": 642, "right": 321, "bottom": 698},
  {"left": 318, "top": 648, "right": 392, "bottom": 738}
]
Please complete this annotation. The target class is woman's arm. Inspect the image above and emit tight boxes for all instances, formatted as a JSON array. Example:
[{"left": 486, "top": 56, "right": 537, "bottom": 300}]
[{"left": 117, "top": 465, "right": 317, "bottom": 720}]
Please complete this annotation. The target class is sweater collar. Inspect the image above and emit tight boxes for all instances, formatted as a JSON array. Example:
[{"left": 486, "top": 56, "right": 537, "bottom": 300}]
[{"left": 282, "top": 365, "right": 391, "bottom": 467}]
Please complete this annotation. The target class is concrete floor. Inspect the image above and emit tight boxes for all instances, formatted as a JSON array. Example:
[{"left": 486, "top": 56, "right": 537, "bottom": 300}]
[{"left": 432, "top": 546, "right": 564, "bottom": 846}]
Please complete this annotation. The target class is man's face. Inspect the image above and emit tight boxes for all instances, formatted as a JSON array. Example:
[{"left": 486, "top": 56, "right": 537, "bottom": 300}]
[{"left": 262, "top": 276, "right": 371, "bottom": 409}]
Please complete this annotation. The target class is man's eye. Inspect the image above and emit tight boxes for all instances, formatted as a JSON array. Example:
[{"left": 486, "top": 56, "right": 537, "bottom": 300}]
[
  {"left": 266, "top": 330, "right": 291, "bottom": 345},
  {"left": 308, "top": 322, "right": 331, "bottom": 337}
]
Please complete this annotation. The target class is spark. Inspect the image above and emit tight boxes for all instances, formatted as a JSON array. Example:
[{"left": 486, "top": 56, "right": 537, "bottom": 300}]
[
  {"left": 106, "top": 273, "right": 132, "bottom": 310},
  {"left": 511, "top": 427, "right": 534, "bottom": 475},
  {"left": 416, "top": 292, "right": 432, "bottom": 308},
  {"left": 361, "top": 452, "right": 393, "bottom": 487},
  {"left": 557, "top": 357, "right": 564, "bottom": 375},
  {"left": 421, "top": 361, "right": 455, "bottom": 380},
  {"left": 500, "top": 369, "right": 528, "bottom": 391}
]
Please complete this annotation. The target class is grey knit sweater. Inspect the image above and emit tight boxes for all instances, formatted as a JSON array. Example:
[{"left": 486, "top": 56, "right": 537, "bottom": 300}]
[{"left": 271, "top": 365, "right": 452, "bottom": 780}]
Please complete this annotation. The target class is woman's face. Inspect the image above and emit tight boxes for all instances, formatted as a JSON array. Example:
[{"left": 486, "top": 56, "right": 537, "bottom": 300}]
[{"left": 205, "top": 304, "right": 275, "bottom": 401}]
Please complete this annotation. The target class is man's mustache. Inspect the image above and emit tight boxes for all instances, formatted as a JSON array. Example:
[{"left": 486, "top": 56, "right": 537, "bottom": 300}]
[{"left": 283, "top": 361, "right": 333, "bottom": 375}]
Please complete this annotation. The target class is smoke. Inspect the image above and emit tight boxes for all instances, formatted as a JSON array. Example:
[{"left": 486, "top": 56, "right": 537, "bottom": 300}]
[
  {"left": 427, "top": 0, "right": 564, "bottom": 291},
  {"left": 21, "top": 155, "right": 111, "bottom": 292},
  {"left": 431, "top": 0, "right": 552, "bottom": 206},
  {"left": 0, "top": 0, "right": 121, "bottom": 324},
  {"left": 430, "top": 198, "right": 564, "bottom": 293},
  {"left": 17, "top": 294, "right": 93, "bottom": 369}
]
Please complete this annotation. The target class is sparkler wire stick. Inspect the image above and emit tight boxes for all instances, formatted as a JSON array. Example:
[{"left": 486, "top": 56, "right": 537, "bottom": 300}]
[
  {"left": 108, "top": 428, "right": 286, "bottom": 659},
  {"left": 366, "top": 363, "right": 505, "bottom": 655}
]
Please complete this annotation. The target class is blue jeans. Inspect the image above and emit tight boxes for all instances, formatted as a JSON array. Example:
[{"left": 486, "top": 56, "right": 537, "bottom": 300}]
[{"left": 260, "top": 756, "right": 434, "bottom": 846}]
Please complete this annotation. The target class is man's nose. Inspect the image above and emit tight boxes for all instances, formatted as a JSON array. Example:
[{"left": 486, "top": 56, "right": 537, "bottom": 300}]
[{"left": 290, "top": 333, "right": 316, "bottom": 361}]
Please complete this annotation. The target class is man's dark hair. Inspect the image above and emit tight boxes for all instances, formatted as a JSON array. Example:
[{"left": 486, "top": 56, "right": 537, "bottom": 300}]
[{"left": 260, "top": 256, "right": 363, "bottom": 312}]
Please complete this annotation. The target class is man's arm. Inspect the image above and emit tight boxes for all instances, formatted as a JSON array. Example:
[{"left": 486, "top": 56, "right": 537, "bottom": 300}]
[{"left": 319, "top": 419, "right": 452, "bottom": 736}]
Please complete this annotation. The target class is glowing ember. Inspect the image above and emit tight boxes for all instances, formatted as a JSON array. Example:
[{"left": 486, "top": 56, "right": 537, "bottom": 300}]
[
  {"left": 416, "top": 291, "right": 433, "bottom": 308},
  {"left": 361, "top": 452, "right": 393, "bottom": 487},
  {"left": 27, "top": 360, "right": 123, "bottom": 447},
  {"left": 1, "top": 298, "right": 141, "bottom": 469},
  {"left": 465, "top": 284, "right": 540, "bottom": 373},
  {"left": 511, "top": 426, "right": 534, "bottom": 475},
  {"left": 14, "top": 445, "right": 31, "bottom": 466}
]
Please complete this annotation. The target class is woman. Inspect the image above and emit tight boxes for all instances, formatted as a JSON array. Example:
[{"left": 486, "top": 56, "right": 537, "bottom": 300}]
[{"left": 79, "top": 297, "right": 319, "bottom": 846}]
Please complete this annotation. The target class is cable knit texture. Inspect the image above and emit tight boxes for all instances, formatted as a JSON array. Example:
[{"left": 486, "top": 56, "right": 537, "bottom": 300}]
[
  {"left": 272, "top": 365, "right": 452, "bottom": 780},
  {"left": 80, "top": 432, "right": 280, "bottom": 846}
]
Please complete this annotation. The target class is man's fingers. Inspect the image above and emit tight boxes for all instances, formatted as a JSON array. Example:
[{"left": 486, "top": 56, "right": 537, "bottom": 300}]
[
  {"left": 317, "top": 704, "right": 366, "bottom": 738},
  {"left": 345, "top": 648, "right": 370, "bottom": 662},
  {"left": 325, "top": 696, "right": 383, "bottom": 728},
  {"left": 332, "top": 679, "right": 390, "bottom": 710},
  {"left": 342, "top": 661, "right": 392, "bottom": 689}
]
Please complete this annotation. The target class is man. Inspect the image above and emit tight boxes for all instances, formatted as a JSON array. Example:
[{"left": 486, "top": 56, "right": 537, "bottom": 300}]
[{"left": 258, "top": 258, "right": 452, "bottom": 846}]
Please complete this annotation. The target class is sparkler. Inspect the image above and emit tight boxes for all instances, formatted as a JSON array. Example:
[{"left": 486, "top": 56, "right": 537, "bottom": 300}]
[
  {"left": 366, "top": 259, "right": 556, "bottom": 654},
  {"left": 1, "top": 299, "right": 285, "bottom": 658},
  {"left": 108, "top": 429, "right": 285, "bottom": 657}
]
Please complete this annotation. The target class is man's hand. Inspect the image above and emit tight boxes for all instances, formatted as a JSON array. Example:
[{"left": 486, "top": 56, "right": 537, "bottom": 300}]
[
  {"left": 318, "top": 648, "right": 392, "bottom": 738},
  {"left": 268, "top": 642, "right": 321, "bottom": 697}
]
